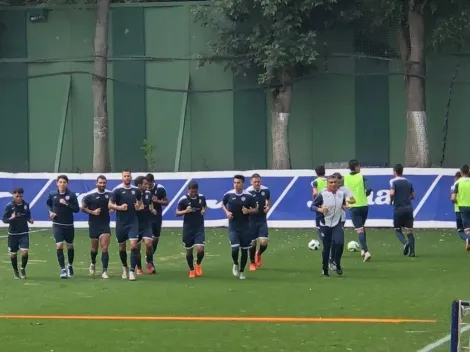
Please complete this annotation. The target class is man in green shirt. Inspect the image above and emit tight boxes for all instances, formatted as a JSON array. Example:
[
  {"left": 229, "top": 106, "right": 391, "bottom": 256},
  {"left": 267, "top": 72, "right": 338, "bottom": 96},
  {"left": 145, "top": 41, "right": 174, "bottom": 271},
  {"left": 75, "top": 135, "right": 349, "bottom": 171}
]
[
  {"left": 344, "top": 159, "right": 372, "bottom": 262},
  {"left": 451, "top": 165, "right": 470, "bottom": 251}
]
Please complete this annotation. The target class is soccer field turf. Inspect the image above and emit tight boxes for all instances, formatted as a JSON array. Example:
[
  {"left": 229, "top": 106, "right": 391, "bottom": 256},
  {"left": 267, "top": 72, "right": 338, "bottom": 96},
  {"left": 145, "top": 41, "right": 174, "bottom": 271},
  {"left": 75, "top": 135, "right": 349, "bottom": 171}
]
[{"left": 0, "top": 228, "right": 467, "bottom": 352}]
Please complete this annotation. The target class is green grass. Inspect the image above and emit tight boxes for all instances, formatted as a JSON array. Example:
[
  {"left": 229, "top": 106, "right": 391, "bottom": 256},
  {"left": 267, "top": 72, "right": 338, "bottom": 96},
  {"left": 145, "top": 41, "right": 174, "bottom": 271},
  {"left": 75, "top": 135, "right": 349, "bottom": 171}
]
[{"left": 0, "top": 228, "right": 468, "bottom": 351}]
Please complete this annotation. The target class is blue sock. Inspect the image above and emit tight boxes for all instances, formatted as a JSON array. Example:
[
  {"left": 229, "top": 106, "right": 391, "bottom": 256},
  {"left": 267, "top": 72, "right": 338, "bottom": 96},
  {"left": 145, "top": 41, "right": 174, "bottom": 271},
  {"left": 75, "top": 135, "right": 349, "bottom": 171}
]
[
  {"left": 395, "top": 230, "right": 407, "bottom": 245},
  {"left": 358, "top": 232, "right": 368, "bottom": 252},
  {"left": 457, "top": 230, "right": 466, "bottom": 241},
  {"left": 407, "top": 233, "right": 415, "bottom": 252}
]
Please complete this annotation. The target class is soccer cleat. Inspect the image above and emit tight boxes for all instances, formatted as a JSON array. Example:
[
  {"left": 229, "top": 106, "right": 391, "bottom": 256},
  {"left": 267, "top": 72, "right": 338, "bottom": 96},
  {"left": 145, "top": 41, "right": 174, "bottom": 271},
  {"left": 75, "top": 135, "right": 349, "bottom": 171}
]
[
  {"left": 101, "top": 271, "right": 109, "bottom": 279},
  {"left": 146, "top": 262, "right": 155, "bottom": 274},
  {"left": 255, "top": 251, "right": 262, "bottom": 267},
  {"left": 336, "top": 266, "right": 343, "bottom": 276},
  {"left": 466, "top": 238, "right": 470, "bottom": 251},
  {"left": 129, "top": 271, "right": 136, "bottom": 281},
  {"left": 195, "top": 264, "right": 203, "bottom": 277},
  {"left": 136, "top": 268, "right": 144, "bottom": 275},
  {"left": 239, "top": 272, "right": 246, "bottom": 280},
  {"left": 249, "top": 263, "right": 257, "bottom": 271},
  {"left": 20, "top": 268, "right": 26, "bottom": 279},
  {"left": 363, "top": 251, "right": 372, "bottom": 262},
  {"left": 189, "top": 270, "right": 196, "bottom": 278},
  {"left": 403, "top": 243, "right": 410, "bottom": 256},
  {"left": 89, "top": 263, "right": 96, "bottom": 275},
  {"left": 60, "top": 268, "right": 68, "bottom": 279},
  {"left": 322, "top": 269, "right": 329, "bottom": 277},
  {"left": 67, "top": 265, "right": 74, "bottom": 278},
  {"left": 232, "top": 264, "right": 239, "bottom": 277},
  {"left": 13, "top": 271, "right": 20, "bottom": 279},
  {"left": 121, "top": 267, "right": 128, "bottom": 279}
]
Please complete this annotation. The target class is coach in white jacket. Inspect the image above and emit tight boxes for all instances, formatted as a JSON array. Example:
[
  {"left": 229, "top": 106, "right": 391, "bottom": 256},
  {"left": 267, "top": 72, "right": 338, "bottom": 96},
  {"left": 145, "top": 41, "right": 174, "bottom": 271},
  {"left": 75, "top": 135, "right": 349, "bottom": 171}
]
[{"left": 310, "top": 175, "right": 347, "bottom": 277}]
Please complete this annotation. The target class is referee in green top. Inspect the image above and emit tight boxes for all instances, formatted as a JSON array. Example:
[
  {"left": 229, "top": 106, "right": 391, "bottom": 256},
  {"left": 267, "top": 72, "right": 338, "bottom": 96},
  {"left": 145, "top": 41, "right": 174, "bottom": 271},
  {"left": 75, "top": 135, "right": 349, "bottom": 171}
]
[
  {"left": 344, "top": 159, "right": 372, "bottom": 262},
  {"left": 451, "top": 165, "right": 470, "bottom": 251}
]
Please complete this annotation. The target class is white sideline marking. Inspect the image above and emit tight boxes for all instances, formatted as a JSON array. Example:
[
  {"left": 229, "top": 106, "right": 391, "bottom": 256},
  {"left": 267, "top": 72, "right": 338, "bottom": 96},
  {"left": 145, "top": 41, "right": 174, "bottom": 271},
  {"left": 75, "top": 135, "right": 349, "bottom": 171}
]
[
  {"left": 30, "top": 178, "right": 54, "bottom": 209},
  {"left": 414, "top": 175, "right": 442, "bottom": 218},
  {"left": 0, "top": 228, "right": 49, "bottom": 239},
  {"left": 417, "top": 324, "right": 470, "bottom": 352},
  {"left": 267, "top": 176, "right": 299, "bottom": 219},
  {"left": 162, "top": 179, "right": 192, "bottom": 216}
]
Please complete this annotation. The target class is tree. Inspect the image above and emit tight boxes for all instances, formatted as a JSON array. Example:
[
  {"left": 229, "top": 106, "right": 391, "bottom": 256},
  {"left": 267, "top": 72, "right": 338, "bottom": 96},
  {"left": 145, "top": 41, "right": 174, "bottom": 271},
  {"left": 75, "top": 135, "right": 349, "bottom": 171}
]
[
  {"left": 358, "top": 0, "right": 470, "bottom": 167},
  {"left": 193, "top": 0, "right": 353, "bottom": 169}
]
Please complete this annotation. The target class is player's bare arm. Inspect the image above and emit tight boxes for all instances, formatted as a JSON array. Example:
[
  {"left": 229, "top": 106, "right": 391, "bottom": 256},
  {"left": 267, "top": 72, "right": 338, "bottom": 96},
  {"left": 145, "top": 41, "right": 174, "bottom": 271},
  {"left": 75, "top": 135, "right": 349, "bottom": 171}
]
[
  {"left": 410, "top": 192, "right": 416, "bottom": 200},
  {"left": 109, "top": 200, "right": 127, "bottom": 211},
  {"left": 264, "top": 198, "right": 271, "bottom": 213},
  {"left": 149, "top": 202, "right": 157, "bottom": 215},
  {"left": 81, "top": 201, "right": 100, "bottom": 216},
  {"left": 221, "top": 203, "right": 233, "bottom": 219},
  {"left": 389, "top": 188, "right": 395, "bottom": 205}
]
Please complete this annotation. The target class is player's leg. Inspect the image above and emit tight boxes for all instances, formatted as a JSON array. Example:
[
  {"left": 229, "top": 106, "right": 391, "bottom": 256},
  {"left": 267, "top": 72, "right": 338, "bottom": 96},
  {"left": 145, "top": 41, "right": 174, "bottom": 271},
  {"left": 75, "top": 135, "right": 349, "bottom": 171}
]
[
  {"left": 64, "top": 227, "right": 75, "bottom": 277},
  {"left": 151, "top": 215, "right": 162, "bottom": 255},
  {"left": 352, "top": 207, "right": 370, "bottom": 262},
  {"left": 332, "top": 224, "right": 344, "bottom": 275},
  {"left": 393, "top": 209, "right": 409, "bottom": 255},
  {"left": 461, "top": 211, "right": 470, "bottom": 251},
  {"left": 142, "top": 229, "right": 155, "bottom": 274},
  {"left": 116, "top": 226, "right": 129, "bottom": 279},
  {"left": 404, "top": 211, "right": 415, "bottom": 256},
  {"left": 229, "top": 230, "right": 241, "bottom": 277},
  {"left": 53, "top": 225, "right": 67, "bottom": 278},
  {"left": 320, "top": 226, "right": 333, "bottom": 276},
  {"left": 19, "top": 234, "right": 29, "bottom": 279},
  {"left": 8, "top": 235, "right": 20, "bottom": 278},
  {"left": 128, "top": 223, "right": 140, "bottom": 281},
  {"left": 456, "top": 212, "right": 466, "bottom": 241},
  {"left": 89, "top": 228, "right": 99, "bottom": 275},
  {"left": 256, "top": 222, "right": 268, "bottom": 267},
  {"left": 135, "top": 237, "right": 143, "bottom": 275},
  {"left": 249, "top": 223, "right": 259, "bottom": 271},
  {"left": 99, "top": 232, "right": 111, "bottom": 279},
  {"left": 183, "top": 229, "right": 196, "bottom": 277},
  {"left": 194, "top": 225, "right": 205, "bottom": 277},
  {"left": 238, "top": 231, "right": 251, "bottom": 280}
]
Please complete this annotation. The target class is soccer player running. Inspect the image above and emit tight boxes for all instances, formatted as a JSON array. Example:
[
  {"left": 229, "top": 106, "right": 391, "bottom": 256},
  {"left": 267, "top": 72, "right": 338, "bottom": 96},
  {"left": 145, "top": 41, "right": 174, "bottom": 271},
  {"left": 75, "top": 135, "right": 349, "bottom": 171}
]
[
  {"left": 389, "top": 164, "right": 416, "bottom": 257},
  {"left": 246, "top": 173, "right": 270, "bottom": 271},
  {"left": 344, "top": 159, "right": 372, "bottom": 262},
  {"left": 451, "top": 171, "right": 467, "bottom": 245},
  {"left": 146, "top": 173, "right": 169, "bottom": 272},
  {"left": 310, "top": 175, "right": 348, "bottom": 276},
  {"left": 134, "top": 176, "right": 156, "bottom": 274},
  {"left": 109, "top": 170, "right": 143, "bottom": 281},
  {"left": 176, "top": 181, "right": 207, "bottom": 278},
  {"left": 451, "top": 164, "right": 470, "bottom": 251},
  {"left": 46, "top": 175, "right": 80, "bottom": 279},
  {"left": 311, "top": 165, "right": 327, "bottom": 241},
  {"left": 2, "top": 188, "right": 33, "bottom": 279},
  {"left": 221, "top": 175, "right": 258, "bottom": 280},
  {"left": 81, "top": 175, "right": 113, "bottom": 279}
]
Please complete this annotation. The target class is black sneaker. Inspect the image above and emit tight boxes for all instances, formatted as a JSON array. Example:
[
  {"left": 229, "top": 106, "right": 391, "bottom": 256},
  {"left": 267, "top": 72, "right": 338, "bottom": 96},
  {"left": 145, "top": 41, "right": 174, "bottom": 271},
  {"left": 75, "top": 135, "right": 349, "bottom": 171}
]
[
  {"left": 322, "top": 269, "right": 329, "bottom": 277},
  {"left": 336, "top": 266, "right": 343, "bottom": 276},
  {"left": 20, "top": 268, "right": 26, "bottom": 279},
  {"left": 403, "top": 243, "right": 410, "bottom": 256},
  {"left": 13, "top": 271, "right": 20, "bottom": 279}
]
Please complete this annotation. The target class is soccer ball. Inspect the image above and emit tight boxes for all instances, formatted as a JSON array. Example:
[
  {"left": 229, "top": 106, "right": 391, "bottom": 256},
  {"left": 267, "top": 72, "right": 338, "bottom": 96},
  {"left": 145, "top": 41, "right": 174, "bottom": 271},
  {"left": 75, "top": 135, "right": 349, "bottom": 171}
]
[
  {"left": 308, "top": 239, "right": 321, "bottom": 251},
  {"left": 347, "top": 241, "right": 360, "bottom": 252}
]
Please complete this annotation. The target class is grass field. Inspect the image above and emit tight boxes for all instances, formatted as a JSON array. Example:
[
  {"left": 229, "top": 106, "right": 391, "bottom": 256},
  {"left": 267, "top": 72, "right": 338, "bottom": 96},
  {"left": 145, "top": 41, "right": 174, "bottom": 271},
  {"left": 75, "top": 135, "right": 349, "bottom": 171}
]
[{"left": 0, "top": 228, "right": 468, "bottom": 352}]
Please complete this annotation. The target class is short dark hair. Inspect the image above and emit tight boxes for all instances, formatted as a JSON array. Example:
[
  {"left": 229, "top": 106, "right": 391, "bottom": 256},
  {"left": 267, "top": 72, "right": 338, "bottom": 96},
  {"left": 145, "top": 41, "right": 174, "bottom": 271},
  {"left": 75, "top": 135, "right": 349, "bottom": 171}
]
[
  {"left": 393, "top": 164, "right": 404, "bottom": 176},
  {"left": 145, "top": 173, "right": 155, "bottom": 182},
  {"left": 12, "top": 187, "right": 24, "bottom": 194},
  {"left": 348, "top": 159, "right": 359, "bottom": 171},
  {"left": 251, "top": 173, "right": 261, "bottom": 179},
  {"left": 315, "top": 165, "right": 325, "bottom": 177},
  {"left": 57, "top": 175, "right": 69, "bottom": 183},
  {"left": 327, "top": 175, "right": 338, "bottom": 181},
  {"left": 97, "top": 175, "right": 107, "bottom": 182},
  {"left": 188, "top": 181, "right": 199, "bottom": 190},
  {"left": 234, "top": 174, "right": 245, "bottom": 183},
  {"left": 461, "top": 164, "right": 470, "bottom": 175},
  {"left": 122, "top": 169, "right": 131, "bottom": 174},
  {"left": 332, "top": 172, "right": 342, "bottom": 179},
  {"left": 134, "top": 176, "right": 146, "bottom": 187},
  {"left": 455, "top": 171, "right": 462, "bottom": 179}
]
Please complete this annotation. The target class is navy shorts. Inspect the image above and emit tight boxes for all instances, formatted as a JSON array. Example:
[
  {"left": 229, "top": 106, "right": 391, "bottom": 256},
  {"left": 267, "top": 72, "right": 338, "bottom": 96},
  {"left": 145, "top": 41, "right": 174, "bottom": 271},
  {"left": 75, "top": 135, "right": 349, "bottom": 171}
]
[
  {"left": 8, "top": 234, "right": 29, "bottom": 253},
  {"left": 182, "top": 225, "right": 205, "bottom": 249},
  {"left": 53, "top": 224, "right": 75, "bottom": 244},
  {"left": 228, "top": 228, "right": 251, "bottom": 249},
  {"left": 460, "top": 210, "right": 470, "bottom": 230},
  {"left": 250, "top": 220, "right": 268, "bottom": 241},
  {"left": 350, "top": 206, "right": 369, "bottom": 228},
  {"left": 138, "top": 226, "right": 153, "bottom": 243},
  {"left": 89, "top": 224, "right": 111, "bottom": 239},
  {"left": 151, "top": 214, "right": 163, "bottom": 238},
  {"left": 116, "top": 221, "right": 139, "bottom": 244},
  {"left": 456, "top": 212, "right": 464, "bottom": 231},
  {"left": 393, "top": 208, "right": 414, "bottom": 229}
]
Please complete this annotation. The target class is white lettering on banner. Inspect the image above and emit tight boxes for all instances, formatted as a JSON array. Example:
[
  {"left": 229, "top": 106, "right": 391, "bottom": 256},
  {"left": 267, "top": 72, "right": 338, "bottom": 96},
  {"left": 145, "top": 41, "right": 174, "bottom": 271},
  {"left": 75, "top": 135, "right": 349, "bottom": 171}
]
[
  {"left": 367, "top": 190, "right": 390, "bottom": 205},
  {"left": 206, "top": 200, "right": 222, "bottom": 209}
]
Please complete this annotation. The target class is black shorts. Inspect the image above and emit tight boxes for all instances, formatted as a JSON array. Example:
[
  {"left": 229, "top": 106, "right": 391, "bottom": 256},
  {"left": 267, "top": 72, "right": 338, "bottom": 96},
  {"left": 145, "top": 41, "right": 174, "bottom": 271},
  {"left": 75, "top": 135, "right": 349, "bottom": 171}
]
[
  {"left": 228, "top": 228, "right": 251, "bottom": 249},
  {"left": 53, "top": 224, "right": 75, "bottom": 244},
  {"left": 151, "top": 214, "right": 163, "bottom": 237},
  {"left": 8, "top": 233, "right": 29, "bottom": 253},
  {"left": 456, "top": 212, "right": 464, "bottom": 231},
  {"left": 250, "top": 220, "right": 268, "bottom": 241},
  {"left": 89, "top": 224, "right": 111, "bottom": 239},
  {"left": 138, "top": 226, "right": 153, "bottom": 243},
  {"left": 116, "top": 221, "right": 139, "bottom": 244},
  {"left": 182, "top": 224, "right": 205, "bottom": 249},
  {"left": 393, "top": 208, "right": 414, "bottom": 229},
  {"left": 350, "top": 206, "right": 369, "bottom": 228}
]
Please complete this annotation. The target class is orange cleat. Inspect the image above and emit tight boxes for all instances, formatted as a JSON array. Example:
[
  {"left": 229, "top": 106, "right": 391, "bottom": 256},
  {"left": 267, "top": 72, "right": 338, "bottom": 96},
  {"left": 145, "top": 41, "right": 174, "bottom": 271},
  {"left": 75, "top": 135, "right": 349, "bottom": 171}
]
[
  {"left": 249, "top": 263, "right": 257, "bottom": 271},
  {"left": 255, "top": 251, "right": 262, "bottom": 267},
  {"left": 146, "top": 262, "right": 155, "bottom": 274},
  {"left": 136, "top": 268, "right": 144, "bottom": 275},
  {"left": 189, "top": 270, "right": 196, "bottom": 278},
  {"left": 195, "top": 264, "right": 203, "bottom": 277}
]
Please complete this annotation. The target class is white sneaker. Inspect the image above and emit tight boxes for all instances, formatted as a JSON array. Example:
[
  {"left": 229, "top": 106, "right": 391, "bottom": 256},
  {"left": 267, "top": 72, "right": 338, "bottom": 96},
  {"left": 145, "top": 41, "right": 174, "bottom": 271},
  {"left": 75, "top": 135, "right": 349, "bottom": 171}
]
[
  {"left": 360, "top": 250, "right": 365, "bottom": 258},
  {"left": 101, "top": 271, "right": 109, "bottom": 279},
  {"left": 232, "top": 264, "right": 239, "bottom": 277},
  {"left": 239, "top": 273, "right": 246, "bottom": 280},
  {"left": 89, "top": 263, "right": 96, "bottom": 275},
  {"left": 363, "top": 251, "right": 372, "bottom": 262},
  {"left": 121, "top": 267, "right": 128, "bottom": 279},
  {"left": 129, "top": 271, "right": 136, "bottom": 281}
]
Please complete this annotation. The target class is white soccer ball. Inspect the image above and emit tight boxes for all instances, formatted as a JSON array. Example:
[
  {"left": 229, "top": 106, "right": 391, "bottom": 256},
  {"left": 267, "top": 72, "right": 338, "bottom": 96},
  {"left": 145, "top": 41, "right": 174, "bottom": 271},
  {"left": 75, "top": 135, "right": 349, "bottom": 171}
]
[
  {"left": 308, "top": 239, "right": 321, "bottom": 251},
  {"left": 347, "top": 241, "right": 360, "bottom": 252}
]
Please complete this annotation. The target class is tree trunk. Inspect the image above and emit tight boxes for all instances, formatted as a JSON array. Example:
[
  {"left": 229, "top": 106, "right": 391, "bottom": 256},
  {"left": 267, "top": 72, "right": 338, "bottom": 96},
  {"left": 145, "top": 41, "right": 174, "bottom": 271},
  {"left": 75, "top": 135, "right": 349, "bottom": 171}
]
[
  {"left": 271, "top": 78, "right": 292, "bottom": 169},
  {"left": 404, "top": 2, "right": 430, "bottom": 167},
  {"left": 92, "top": 0, "right": 111, "bottom": 173}
]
